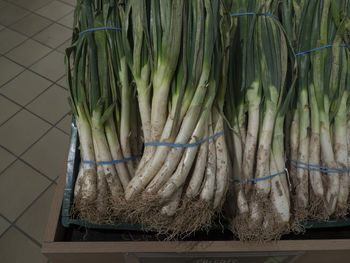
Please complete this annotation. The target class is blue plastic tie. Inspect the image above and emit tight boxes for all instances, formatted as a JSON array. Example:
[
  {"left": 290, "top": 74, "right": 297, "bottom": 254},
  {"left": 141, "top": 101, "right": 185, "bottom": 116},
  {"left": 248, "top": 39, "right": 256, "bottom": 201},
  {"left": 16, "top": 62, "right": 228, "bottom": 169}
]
[
  {"left": 82, "top": 154, "right": 141, "bottom": 165},
  {"left": 230, "top": 12, "right": 279, "bottom": 20},
  {"left": 79, "top": 27, "right": 122, "bottom": 36},
  {"left": 296, "top": 44, "right": 350, "bottom": 56},
  {"left": 144, "top": 131, "right": 224, "bottom": 148},
  {"left": 290, "top": 159, "right": 349, "bottom": 174},
  {"left": 234, "top": 170, "right": 286, "bottom": 183}
]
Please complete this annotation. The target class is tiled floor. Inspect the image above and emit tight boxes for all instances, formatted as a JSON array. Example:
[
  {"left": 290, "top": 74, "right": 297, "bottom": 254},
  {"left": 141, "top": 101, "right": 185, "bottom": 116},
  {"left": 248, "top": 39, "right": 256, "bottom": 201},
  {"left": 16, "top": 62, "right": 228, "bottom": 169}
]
[{"left": 0, "top": 0, "right": 74, "bottom": 262}]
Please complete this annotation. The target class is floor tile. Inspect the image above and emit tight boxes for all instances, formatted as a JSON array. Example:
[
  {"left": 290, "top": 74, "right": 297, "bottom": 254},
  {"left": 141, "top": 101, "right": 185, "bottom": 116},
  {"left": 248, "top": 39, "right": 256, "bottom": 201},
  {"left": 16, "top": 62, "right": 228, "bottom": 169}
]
[
  {"left": 6, "top": 39, "right": 52, "bottom": 67},
  {"left": 35, "top": 0, "right": 74, "bottom": 21},
  {"left": 33, "top": 23, "right": 71, "bottom": 48},
  {"left": 0, "top": 160, "right": 50, "bottom": 221},
  {"left": 0, "top": 70, "right": 51, "bottom": 106},
  {"left": 57, "top": 11, "right": 74, "bottom": 29},
  {"left": 0, "top": 109, "right": 51, "bottom": 155},
  {"left": 59, "top": 0, "right": 74, "bottom": 6},
  {"left": 56, "top": 38, "right": 71, "bottom": 54},
  {"left": 30, "top": 51, "right": 65, "bottom": 81},
  {"left": 0, "top": 95, "right": 21, "bottom": 125},
  {"left": 56, "top": 75, "right": 67, "bottom": 89},
  {"left": 16, "top": 184, "right": 56, "bottom": 243},
  {"left": 0, "top": 2, "right": 29, "bottom": 26},
  {"left": 12, "top": 0, "right": 54, "bottom": 11},
  {"left": 56, "top": 113, "right": 72, "bottom": 134},
  {"left": 26, "top": 85, "right": 69, "bottom": 124},
  {"left": 0, "top": 227, "right": 47, "bottom": 263},
  {"left": 22, "top": 128, "right": 69, "bottom": 180},
  {"left": 10, "top": 13, "right": 52, "bottom": 37},
  {"left": 0, "top": 28, "right": 26, "bottom": 54},
  {"left": 0, "top": 147, "right": 16, "bottom": 174},
  {"left": 0, "top": 216, "right": 10, "bottom": 236},
  {"left": 0, "top": 56, "right": 24, "bottom": 86}
]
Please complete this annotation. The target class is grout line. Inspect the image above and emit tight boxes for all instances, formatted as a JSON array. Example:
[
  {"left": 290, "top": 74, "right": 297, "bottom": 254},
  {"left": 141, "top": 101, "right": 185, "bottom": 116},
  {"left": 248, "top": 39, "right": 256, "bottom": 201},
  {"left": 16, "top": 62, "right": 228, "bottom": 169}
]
[
  {"left": 5, "top": 47, "right": 63, "bottom": 74},
  {"left": 2, "top": 0, "right": 54, "bottom": 13},
  {"left": 0, "top": 6, "right": 73, "bottom": 59},
  {"left": 0, "top": 66, "right": 26, "bottom": 90},
  {"left": 0, "top": 111, "right": 69, "bottom": 182},
  {"left": 55, "top": 112, "right": 71, "bottom": 136},
  {"left": 13, "top": 225, "right": 42, "bottom": 247},
  {"left": 57, "top": 0, "right": 75, "bottom": 7},
  {"left": 0, "top": 86, "right": 56, "bottom": 128},
  {"left": 3, "top": 0, "right": 74, "bottom": 29},
  {"left": 0, "top": 181, "right": 56, "bottom": 246},
  {"left": 55, "top": 10, "right": 74, "bottom": 29},
  {"left": 0, "top": 214, "right": 12, "bottom": 239},
  {"left": 0, "top": 144, "right": 56, "bottom": 184},
  {"left": 18, "top": 157, "right": 57, "bottom": 183},
  {"left": 0, "top": 55, "right": 65, "bottom": 89},
  {"left": 6, "top": 19, "right": 71, "bottom": 54}
]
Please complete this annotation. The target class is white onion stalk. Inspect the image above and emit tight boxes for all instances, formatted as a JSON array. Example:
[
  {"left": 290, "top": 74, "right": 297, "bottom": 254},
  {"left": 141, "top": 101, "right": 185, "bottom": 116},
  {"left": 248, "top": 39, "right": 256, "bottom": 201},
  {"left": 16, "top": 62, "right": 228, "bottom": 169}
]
[
  {"left": 74, "top": 164, "right": 83, "bottom": 197},
  {"left": 231, "top": 104, "right": 249, "bottom": 215},
  {"left": 133, "top": 67, "right": 152, "bottom": 171},
  {"left": 289, "top": 108, "right": 299, "bottom": 191},
  {"left": 308, "top": 84, "right": 324, "bottom": 200},
  {"left": 320, "top": 105, "right": 339, "bottom": 214},
  {"left": 119, "top": 56, "right": 134, "bottom": 176},
  {"left": 105, "top": 118, "right": 130, "bottom": 190},
  {"left": 270, "top": 153, "right": 290, "bottom": 225},
  {"left": 250, "top": 85, "right": 278, "bottom": 225},
  {"left": 93, "top": 135, "right": 108, "bottom": 215},
  {"left": 213, "top": 115, "right": 229, "bottom": 209},
  {"left": 161, "top": 186, "right": 184, "bottom": 217},
  {"left": 255, "top": 88, "right": 278, "bottom": 195},
  {"left": 91, "top": 110, "right": 123, "bottom": 203},
  {"left": 270, "top": 116, "right": 290, "bottom": 224},
  {"left": 334, "top": 91, "right": 349, "bottom": 212},
  {"left": 295, "top": 88, "right": 310, "bottom": 209},
  {"left": 95, "top": 165, "right": 108, "bottom": 214},
  {"left": 200, "top": 115, "right": 216, "bottom": 203},
  {"left": 242, "top": 81, "right": 261, "bottom": 192},
  {"left": 186, "top": 124, "right": 209, "bottom": 198},
  {"left": 74, "top": 106, "right": 97, "bottom": 204}
]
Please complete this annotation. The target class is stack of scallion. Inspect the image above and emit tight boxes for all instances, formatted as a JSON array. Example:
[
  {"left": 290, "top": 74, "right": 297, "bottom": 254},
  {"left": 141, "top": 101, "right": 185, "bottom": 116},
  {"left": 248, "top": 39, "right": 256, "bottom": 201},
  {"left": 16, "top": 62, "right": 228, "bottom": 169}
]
[
  {"left": 66, "top": 0, "right": 350, "bottom": 241},
  {"left": 281, "top": 0, "right": 350, "bottom": 223}
]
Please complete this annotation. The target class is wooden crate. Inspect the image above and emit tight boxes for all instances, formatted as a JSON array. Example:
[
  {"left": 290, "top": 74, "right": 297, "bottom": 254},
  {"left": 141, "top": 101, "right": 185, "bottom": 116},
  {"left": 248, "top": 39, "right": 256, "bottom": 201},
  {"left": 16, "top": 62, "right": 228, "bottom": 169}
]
[{"left": 42, "top": 169, "right": 350, "bottom": 263}]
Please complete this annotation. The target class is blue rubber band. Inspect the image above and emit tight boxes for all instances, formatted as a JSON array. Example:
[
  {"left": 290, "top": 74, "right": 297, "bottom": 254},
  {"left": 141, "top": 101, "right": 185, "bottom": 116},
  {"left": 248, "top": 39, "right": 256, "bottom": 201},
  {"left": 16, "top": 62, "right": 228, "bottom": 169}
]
[
  {"left": 230, "top": 12, "right": 279, "bottom": 20},
  {"left": 82, "top": 154, "right": 141, "bottom": 165},
  {"left": 291, "top": 164, "right": 347, "bottom": 174},
  {"left": 144, "top": 131, "right": 224, "bottom": 148},
  {"left": 79, "top": 27, "right": 122, "bottom": 36},
  {"left": 291, "top": 159, "right": 349, "bottom": 174},
  {"left": 291, "top": 159, "right": 347, "bottom": 172},
  {"left": 234, "top": 170, "right": 286, "bottom": 183},
  {"left": 296, "top": 44, "right": 350, "bottom": 56}
]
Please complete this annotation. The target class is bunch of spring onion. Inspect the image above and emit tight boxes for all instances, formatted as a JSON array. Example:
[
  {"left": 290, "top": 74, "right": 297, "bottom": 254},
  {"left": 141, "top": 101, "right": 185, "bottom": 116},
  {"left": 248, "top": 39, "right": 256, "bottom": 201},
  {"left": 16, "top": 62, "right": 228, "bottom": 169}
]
[
  {"left": 66, "top": 0, "right": 140, "bottom": 223},
  {"left": 226, "top": 0, "right": 293, "bottom": 241},
  {"left": 119, "top": 0, "right": 232, "bottom": 235},
  {"left": 282, "top": 0, "right": 350, "bottom": 221}
]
